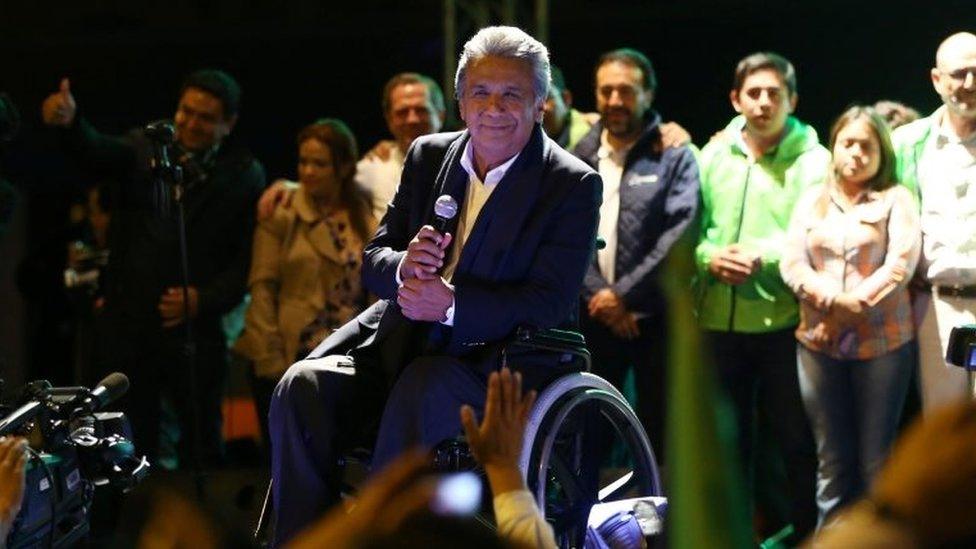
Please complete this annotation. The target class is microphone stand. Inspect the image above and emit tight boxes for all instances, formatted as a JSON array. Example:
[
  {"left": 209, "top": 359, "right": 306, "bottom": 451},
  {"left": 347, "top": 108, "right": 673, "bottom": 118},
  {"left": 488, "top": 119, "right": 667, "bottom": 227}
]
[{"left": 147, "top": 132, "right": 206, "bottom": 501}]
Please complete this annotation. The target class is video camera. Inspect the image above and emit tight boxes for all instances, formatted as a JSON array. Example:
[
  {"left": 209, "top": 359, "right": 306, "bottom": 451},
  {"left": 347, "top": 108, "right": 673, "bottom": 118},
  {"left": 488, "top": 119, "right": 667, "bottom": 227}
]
[
  {"left": 0, "top": 373, "right": 149, "bottom": 548},
  {"left": 947, "top": 324, "right": 976, "bottom": 370}
]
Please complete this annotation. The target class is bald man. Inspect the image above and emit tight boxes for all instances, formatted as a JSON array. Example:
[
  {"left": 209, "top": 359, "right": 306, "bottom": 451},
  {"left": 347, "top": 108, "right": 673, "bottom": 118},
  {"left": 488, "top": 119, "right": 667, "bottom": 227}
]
[{"left": 894, "top": 32, "right": 976, "bottom": 409}]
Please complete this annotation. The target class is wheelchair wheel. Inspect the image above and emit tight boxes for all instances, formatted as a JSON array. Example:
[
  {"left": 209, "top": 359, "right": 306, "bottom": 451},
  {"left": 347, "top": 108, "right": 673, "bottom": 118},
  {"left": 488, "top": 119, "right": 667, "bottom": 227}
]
[{"left": 519, "top": 373, "right": 662, "bottom": 548}]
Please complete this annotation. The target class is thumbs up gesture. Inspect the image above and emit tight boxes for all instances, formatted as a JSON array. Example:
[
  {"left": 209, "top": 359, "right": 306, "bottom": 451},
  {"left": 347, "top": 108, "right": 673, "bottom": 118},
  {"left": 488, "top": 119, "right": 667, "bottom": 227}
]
[{"left": 41, "top": 78, "right": 77, "bottom": 127}]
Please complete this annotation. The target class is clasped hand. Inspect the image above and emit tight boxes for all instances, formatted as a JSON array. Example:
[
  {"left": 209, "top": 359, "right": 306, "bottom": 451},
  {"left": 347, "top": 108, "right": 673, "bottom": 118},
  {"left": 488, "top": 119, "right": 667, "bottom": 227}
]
[
  {"left": 588, "top": 288, "right": 640, "bottom": 340},
  {"left": 397, "top": 226, "right": 454, "bottom": 322},
  {"left": 708, "top": 244, "right": 760, "bottom": 285},
  {"left": 158, "top": 287, "right": 199, "bottom": 328}
]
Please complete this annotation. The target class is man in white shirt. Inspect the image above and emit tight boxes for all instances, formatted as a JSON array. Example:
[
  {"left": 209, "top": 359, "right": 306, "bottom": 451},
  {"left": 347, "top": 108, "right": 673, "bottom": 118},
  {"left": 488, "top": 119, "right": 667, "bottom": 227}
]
[
  {"left": 895, "top": 31, "right": 976, "bottom": 409},
  {"left": 356, "top": 73, "right": 446, "bottom": 219}
]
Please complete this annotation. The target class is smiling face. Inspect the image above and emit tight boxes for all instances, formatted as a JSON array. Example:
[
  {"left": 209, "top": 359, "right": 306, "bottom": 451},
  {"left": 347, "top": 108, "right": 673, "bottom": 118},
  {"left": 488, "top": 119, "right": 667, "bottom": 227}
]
[
  {"left": 731, "top": 68, "right": 795, "bottom": 139},
  {"left": 173, "top": 87, "right": 235, "bottom": 152},
  {"left": 458, "top": 55, "right": 543, "bottom": 171},
  {"left": 297, "top": 138, "right": 338, "bottom": 202},
  {"left": 595, "top": 60, "right": 652, "bottom": 142},
  {"left": 933, "top": 35, "right": 976, "bottom": 119},
  {"left": 832, "top": 117, "right": 882, "bottom": 189},
  {"left": 385, "top": 82, "right": 443, "bottom": 152}
]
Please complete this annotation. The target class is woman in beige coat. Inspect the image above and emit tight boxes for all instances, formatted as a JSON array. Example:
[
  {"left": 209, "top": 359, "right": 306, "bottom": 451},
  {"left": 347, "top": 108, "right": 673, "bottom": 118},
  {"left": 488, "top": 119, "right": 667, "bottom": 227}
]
[{"left": 235, "top": 119, "right": 376, "bottom": 444}]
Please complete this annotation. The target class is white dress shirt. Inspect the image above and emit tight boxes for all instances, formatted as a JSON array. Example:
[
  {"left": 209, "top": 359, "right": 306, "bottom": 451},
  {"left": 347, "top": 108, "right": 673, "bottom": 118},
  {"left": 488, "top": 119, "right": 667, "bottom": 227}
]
[
  {"left": 355, "top": 144, "right": 406, "bottom": 220},
  {"left": 595, "top": 130, "right": 633, "bottom": 284},
  {"left": 918, "top": 107, "right": 976, "bottom": 286}
]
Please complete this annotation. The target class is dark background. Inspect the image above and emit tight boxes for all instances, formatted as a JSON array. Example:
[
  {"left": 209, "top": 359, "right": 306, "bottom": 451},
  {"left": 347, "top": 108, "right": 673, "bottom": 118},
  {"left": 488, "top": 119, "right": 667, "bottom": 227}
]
[{"left": 0, "top": 0, "right": 974, "bottom": 387}]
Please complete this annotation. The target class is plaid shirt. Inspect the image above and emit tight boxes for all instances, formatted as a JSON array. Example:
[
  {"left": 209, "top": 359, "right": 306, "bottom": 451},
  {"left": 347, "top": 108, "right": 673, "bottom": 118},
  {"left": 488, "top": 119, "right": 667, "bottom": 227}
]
[{"left": 781, "top": 183, "right": 920, "bottom": 359}]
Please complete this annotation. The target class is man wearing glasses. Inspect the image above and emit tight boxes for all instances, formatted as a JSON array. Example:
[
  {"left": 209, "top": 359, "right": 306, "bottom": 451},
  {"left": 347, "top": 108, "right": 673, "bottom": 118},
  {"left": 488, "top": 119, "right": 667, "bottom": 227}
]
[{"left": 896, "top": 32, "right": 976, "bottom": 409}]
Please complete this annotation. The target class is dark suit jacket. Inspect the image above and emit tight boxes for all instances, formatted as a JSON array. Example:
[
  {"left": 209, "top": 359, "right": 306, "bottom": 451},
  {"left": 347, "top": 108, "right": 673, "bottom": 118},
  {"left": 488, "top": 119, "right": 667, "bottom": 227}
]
[
  {"left": 309, "top": 124, "right": 601, "bottom": 382},
  {"left": 573, "top": 111, "right": 700, "bottom": 320}
]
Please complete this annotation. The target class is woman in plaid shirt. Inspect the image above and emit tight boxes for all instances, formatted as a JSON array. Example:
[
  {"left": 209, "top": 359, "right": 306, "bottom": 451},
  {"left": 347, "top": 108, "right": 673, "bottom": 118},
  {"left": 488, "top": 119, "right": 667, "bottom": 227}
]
[{"left": 781, "top": 105, "right": 921, "bottom": 526}]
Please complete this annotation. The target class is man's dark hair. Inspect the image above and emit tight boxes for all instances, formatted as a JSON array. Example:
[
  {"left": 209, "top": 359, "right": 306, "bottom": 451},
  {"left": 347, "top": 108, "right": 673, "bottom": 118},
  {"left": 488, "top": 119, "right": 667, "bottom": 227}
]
[
  {"left": 381, "top": 73, "right": 446, "bottom": 115},
  {"left": 550, "top": 65, "right": 567, "bottom": 94},
  {"left": 180, "top": 69, "right": 242, "bottom": 120},
  {"left": 733, "top": 52, "right": 797, "bottom": 96},
  {"left": 595, "top": 48, "right": 657, "bottom": 92}
]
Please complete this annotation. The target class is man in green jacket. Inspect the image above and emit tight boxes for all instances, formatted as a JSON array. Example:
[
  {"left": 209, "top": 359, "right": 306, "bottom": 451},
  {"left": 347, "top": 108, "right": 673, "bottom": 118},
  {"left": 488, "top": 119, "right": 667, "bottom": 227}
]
[
  {"left": 695, "top": 52, "right": 827, "bottom": 542},
  {"left": 894, "top": 32, "right": 976, "bottom": 410}
]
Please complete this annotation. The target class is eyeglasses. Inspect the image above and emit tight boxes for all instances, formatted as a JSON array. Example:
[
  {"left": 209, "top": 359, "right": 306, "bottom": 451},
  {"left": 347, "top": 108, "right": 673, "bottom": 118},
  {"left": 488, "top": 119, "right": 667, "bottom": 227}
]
[{"left": 938, "top": 67, "right": 976, "bottom": 82}]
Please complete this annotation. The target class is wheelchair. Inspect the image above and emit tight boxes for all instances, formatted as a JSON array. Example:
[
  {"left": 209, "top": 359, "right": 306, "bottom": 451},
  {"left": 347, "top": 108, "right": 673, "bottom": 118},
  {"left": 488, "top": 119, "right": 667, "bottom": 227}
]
[
  {"left": 502, "top": 327, "right": 663, "bottom": 546},
  {"left": 256, "top": 326, "right": 663, "bottom": 548}
]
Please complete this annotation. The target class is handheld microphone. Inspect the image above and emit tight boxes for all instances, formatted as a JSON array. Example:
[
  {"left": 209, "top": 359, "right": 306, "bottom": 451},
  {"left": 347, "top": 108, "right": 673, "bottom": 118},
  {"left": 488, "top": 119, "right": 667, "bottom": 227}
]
[{"left": 432, "top": 195, "right": 459, "bottom": 234}]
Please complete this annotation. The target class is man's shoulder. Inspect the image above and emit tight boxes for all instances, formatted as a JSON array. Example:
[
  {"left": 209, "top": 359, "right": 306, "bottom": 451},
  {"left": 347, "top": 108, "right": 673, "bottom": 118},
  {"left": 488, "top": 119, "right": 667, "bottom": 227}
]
[
  {"left": 215, "top": 144, "right": 266, "bottom": 193},
  {"left": 696, "top": 118, "right": 742, "bottom": 166},
  {"left": 549, "top": 136, "right": 597, "bottom": 176}
]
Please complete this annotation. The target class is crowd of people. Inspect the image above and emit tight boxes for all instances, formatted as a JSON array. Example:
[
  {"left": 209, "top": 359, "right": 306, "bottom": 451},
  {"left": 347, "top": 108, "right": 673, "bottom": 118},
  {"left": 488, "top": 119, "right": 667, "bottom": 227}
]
[{"left": 2, "top": 21, "right": 975, "bottom": 549}]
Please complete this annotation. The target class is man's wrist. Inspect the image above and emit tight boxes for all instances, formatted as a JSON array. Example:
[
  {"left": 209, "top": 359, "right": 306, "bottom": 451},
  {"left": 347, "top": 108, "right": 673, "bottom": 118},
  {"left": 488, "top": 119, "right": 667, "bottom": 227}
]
[
  {"left": 395, "top": 254, "right": 407, "bottom": 286},
  {"left": 484, "top": 463, "right": 526, "bottom": 496}
]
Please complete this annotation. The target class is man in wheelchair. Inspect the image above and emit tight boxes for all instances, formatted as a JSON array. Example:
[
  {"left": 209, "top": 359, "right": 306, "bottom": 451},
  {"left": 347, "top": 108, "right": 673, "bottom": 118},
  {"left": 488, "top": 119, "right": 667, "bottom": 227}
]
[{"left": 267, "top": 26, "right": 602, "bottom": 546}]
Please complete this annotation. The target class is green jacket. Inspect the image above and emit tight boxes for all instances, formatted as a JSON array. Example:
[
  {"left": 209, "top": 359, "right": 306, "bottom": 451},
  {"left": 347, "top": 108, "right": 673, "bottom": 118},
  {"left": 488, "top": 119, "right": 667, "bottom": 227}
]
[
  {"left": 559, "top": 108, "right": 594, "bottom": 151},
  {"left": 695, "top": 115, "right": 830, "bottom": 333},
  {"left": 892, "top": 109, "right": 936, "bottom": 202}
]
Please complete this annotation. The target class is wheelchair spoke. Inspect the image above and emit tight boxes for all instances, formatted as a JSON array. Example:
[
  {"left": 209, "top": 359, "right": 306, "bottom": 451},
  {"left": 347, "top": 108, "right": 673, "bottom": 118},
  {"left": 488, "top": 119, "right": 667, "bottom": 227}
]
[{"left": 549, "top": 451, "right": 588, "bottom": 503}]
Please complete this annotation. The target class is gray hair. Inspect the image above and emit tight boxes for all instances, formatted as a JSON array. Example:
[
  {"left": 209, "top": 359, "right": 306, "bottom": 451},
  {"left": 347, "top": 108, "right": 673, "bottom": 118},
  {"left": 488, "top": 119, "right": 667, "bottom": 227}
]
[{"left": 454, "top": 26, "right": 550, "bottom": 105}]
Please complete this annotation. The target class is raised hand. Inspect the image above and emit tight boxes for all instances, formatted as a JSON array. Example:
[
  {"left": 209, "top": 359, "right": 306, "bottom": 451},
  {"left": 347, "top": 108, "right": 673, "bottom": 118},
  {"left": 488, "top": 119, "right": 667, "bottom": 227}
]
[
  {"left": 41, "top": 78, "right": 77, "bottom": 127},
  {"left": 0, "top": 437, "right": 28, "bottom": 540},
  {"left": 460, "top": 367, "right": 537, "bottom": 495}
]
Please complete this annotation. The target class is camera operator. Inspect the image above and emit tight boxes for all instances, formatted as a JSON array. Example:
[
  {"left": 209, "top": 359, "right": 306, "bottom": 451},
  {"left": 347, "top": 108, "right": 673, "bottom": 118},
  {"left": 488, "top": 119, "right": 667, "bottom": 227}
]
[{"left": 41, "top": 71, "right": 266, "bottom": 468}]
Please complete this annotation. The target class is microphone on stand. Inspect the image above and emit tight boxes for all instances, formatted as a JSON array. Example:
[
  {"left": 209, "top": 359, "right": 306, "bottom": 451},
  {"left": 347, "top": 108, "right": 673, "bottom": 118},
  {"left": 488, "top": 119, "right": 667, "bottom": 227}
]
[
  {"left": 144, "top": 121, "right": 176, "bottom": 144},
  {"left": 144, "top": 121, "right": 180, "bottom": 213}
]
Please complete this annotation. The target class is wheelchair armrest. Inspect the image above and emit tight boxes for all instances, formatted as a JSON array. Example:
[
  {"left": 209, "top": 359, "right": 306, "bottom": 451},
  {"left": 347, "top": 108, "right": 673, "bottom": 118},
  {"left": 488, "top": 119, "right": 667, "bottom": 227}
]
[{"left": 503, "top": 326, "right": 591, "bottom": 372}]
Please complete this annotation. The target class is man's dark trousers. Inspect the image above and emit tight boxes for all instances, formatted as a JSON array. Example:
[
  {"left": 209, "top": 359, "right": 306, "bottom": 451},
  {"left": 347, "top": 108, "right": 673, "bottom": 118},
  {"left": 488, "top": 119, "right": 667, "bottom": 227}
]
[{"left": 708, "top": 327, "right": 818, "bottom": 542}]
